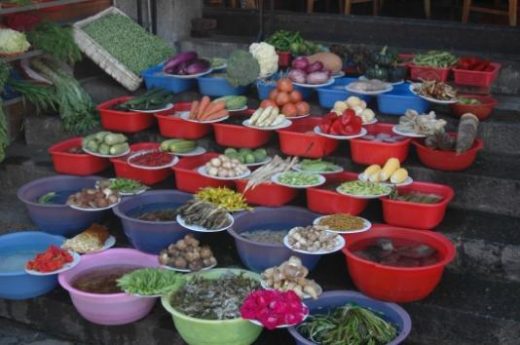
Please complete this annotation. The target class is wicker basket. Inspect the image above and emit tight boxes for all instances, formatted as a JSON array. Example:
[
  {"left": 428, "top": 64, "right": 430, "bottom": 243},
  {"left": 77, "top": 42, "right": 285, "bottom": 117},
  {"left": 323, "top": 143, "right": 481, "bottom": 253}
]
[{"left": 73, "top": 7, "right": 142, "bottom": 91}]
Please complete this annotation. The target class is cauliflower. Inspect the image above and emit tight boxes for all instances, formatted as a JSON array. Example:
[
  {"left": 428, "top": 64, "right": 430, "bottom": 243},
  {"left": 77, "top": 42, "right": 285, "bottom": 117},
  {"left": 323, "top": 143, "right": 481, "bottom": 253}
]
[
  {"left": 0, "top": 29, "right": 30, "bottom": 54},
  {"left": 249, "top": 42, "right": 278, "bottom": 78}
]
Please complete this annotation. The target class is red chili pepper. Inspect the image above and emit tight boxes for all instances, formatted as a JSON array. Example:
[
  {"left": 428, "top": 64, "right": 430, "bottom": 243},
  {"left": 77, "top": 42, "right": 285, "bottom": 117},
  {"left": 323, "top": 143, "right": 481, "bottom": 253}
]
[{"left": 26, "top": 245, "right": 73, "bottom": 273}]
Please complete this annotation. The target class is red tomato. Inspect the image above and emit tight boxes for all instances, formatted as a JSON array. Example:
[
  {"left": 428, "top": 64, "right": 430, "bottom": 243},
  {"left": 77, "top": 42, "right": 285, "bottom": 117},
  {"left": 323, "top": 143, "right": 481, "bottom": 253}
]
[
  {"left": 289, "top": 90, "right": 302, "bottom": 103},
  {"left": 275, "top": 92, "right": 291, "bottom": 107},
  {"left": 277, "top": 78, "right": 293, "bottom": 93},
  {"left": 295, "top": 101, "right": 310, "bottom": 115},
  {"left": 260, "top": 99, "right": 277, "bottom": 109},
  {"left": 269, "top": 89, "right": 279, "bottom": 101},
  {"left": 282, "top": 103, "right": 298, "bottom": 117}
]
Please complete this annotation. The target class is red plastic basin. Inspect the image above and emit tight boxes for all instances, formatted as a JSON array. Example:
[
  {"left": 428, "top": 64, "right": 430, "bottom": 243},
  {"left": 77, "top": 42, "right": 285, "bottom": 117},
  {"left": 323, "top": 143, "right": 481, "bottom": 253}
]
[
  {"left": 450, "top": 94, "right": 496, "bottom": 121},
  {"left": 453, "top": 62, "right": 501, "bottom": 88},
  {"left": 412, "top": 137, "right": 483, "bottom": 171},
  {"left": 277, "top": 117, "right": 339, "bottom": 158},
  {"left": 235, "top": 179, "right": 298, "bottom": 207},
  {"left": 213, "top": 110, "right": 272, "bottom": 148},
  {"left": 277, "top": 51, "right": 292, "bottom": 68},
  {"left": 350, "top": 123, "right": 411, "bottom": 165},
  {"left": 409, "top": 64, "right": 451, "bottom": 82},
  {"left": 155, "top": 102, "right": 212, "bottom": 139},
  {"left": 306, "top": 172, "right": 369, "bottom": 215},
  {"left": 48, "top": 137, "right": 110, "bottom": 176},
  {"left": 111, "top": 143, "right": 171, "bottom": 185},
  {"left": 380, "top": 182, "right": 454, "bottom": 230},
  {"left": 173, "top": 153, "right": 234, "bottom": 193},
  {"left": 342, "top": 224, "right": 456, "bottom": 302},
  {"left": 97, "top": 96, "right": 156, "bottom": 133}
]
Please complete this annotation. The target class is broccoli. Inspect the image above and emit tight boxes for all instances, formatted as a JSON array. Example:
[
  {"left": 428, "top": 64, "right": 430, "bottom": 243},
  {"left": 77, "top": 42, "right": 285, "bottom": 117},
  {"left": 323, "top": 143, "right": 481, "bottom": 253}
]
[{"left": 225, "top": 50, "right": 260, "bottom": 87}]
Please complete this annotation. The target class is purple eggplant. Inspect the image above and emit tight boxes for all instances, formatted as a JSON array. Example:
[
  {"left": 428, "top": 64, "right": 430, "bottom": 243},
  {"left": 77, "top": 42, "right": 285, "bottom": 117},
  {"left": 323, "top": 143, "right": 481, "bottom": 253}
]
[
  {"left": 306, "top": 71, "right": 330, "bottom": 84},
  {"left": 306, "top": 61, "right": 324, "bottom": 73},
  {"left": 162, "top": 51, "right": 198, "bottom": 74},
  {"left": 184, "top": 59, "right": 211, "bottom": 75},
  {"left": 288, "top": 69, "right": 307, "bottom": 84},
  {"left": 291, "top": 56, "right": 309, "bottom": 71}
]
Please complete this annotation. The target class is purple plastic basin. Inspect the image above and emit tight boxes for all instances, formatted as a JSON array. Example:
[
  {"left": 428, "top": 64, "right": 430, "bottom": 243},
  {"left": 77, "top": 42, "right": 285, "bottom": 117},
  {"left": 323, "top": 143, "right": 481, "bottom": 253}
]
[
  {"left": 228, "top": 206, "right": 322, "bottom": 272},
  {"left": 17, "top": 175, "right": 107, "bottom": 237},
  {"left": 288, "top": 290, "right": 412, "bottom": 345},
  {"left": 113, "top": 190, "right": 193, "bottom": 254},
  {"left": 58, "top": 248, "right": 159, "bottom": 325}
]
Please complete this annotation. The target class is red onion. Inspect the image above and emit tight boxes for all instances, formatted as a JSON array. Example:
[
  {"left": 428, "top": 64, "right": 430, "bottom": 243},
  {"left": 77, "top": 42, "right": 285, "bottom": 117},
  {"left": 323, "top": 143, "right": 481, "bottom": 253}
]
[
  {"left": 291, "top": 56, "right": 309, "bottom": 71},
  {"left": 306, "top": 61, "right": 324, "bottom": 73},
  {"left": 288, "top": 69, "right": 307, "bottom": 84},
  {"left": 306, "top": 71, "right": 330, "bottom": 84}
]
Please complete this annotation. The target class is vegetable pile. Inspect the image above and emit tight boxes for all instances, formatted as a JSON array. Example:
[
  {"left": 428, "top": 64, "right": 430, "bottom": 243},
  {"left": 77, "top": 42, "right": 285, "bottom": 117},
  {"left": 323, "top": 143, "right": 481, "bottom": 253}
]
[
  {"left": 128, "top": 150, "right": 175, "bottom": 168},
  {"left": 160, "top": 139, "right": 197, "bottom": 154},
  {"left": 82, "top": 131, "right": 129, "bottom": 156},
  {"left": 212, "top": 95, "right": 247, "bottom": 111},
  {"left": 412, "top": 50, "right": 458, "bottom": 68},
  {"left": 425, "top": 113, "right": 479, "bottom": 154},
  {"left": 266, "top": 30, "right": 320, "bottom": 56},
  {"left": 286, "top": 226, "right": 341, "bottom": 253},
  {"left": 414, "top": 80, "right": 457, "bottom": 101},
  {"left": 26, "top": 245, "right": 73, "bottom": 273},
  {"left": 195, "top": 186, "right": 250, "bottom": 212},
  {"left": 317, "top": 214, "right": 367, "bottom": 232},
  {"left": 289, "top": 56, "right": 331, "bottom": 85},
  {"left": 260, "top": 78, "right": 310, "bottom": 117},
  {"left": 277, "top": 171, "right": 321, "bottom": 187},
  {"left": 162, "top": 51, "right": 210, "bottom": 76},
  {"left": 96, "top": 178, "right": 147, "bottom": 194},
  {"left": 67, "top": 186, "right": 120, "bottom": 209},
  {"left": 117, "top": 268, "right": 183, "bottom": 296},
  {"left": 249, "top": 42, "right": 278, "bottom": 78},
  {"left": 203, "top": 154, "right": 249, "bottom": 178},
  {"left": 319, "top": 109, "right": 363, "bottom": 136},
  {"left": 177, "top": 199, "right": 232, "bottom": 230},
  {"left": 224, "top": 148, "right": 268, "bottom": 165},
  {"left": 245, "top": 155, "right": 298, "bottom": 190},
  {"left": 337, "top": 181, "right": 392, "bottom": 196},
  {"left": 114, "top": 89, "right": 173, "bottom": 111},
  {"left": 159, "top": 234, "right": 217, "bottom": 272},
  {"left": 360, "top": 158, "right": 409, "bottom": 184},
  {"left": 397, "top": 110, "right": 446, "bottom": 136},
  {"left": 248, "top": 106, "right": 288, "bottom": 128},
  {"left": 189, "top": 96, "right": 229, "bottom": 122},
  {"left": 297, "top": 159, "right": 341, "bottom": 173},
  {"left": 27, "top": 22, "right": 81, "bottom": 65},
  {"left": 225, "top": 50, "right": 260, "bottom": 87},
  {"left": 365, "top": 46, "right": 407, "bottom": 83},
  {"left": 332, "top": 96, "right": 375, "bottom": 124}
]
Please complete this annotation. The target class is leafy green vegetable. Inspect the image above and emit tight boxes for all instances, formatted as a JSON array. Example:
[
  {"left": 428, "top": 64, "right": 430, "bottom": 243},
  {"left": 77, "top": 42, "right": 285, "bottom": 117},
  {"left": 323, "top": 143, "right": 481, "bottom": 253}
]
[
  {"left": 117, "top": 268, "right": 183, "bottom": 296},
  {"left": 299, "top": 159, "right": 341, "bottom": 173},
  {"left": 225, "top": 50, "right": 260, "bottom": 87},
  {"left": 106, "top": 178, "right": 147, "bottom": 193},
  {"left": 337, "top": 181, "right": 392, "bottom": 196},
  {"left": 412, "top": 51, "right": 458, "bottom": 68},
  {"left": 8, "top": 79, "right": 58, "bottom": 113},
  {"left": 278, "top": 172, "right": 321, "bottom": 186},
  {"left": 266, "top": 30, "right": 320, "bottom": 55},
  {"left": 27, "top": 23, "right": 82, "bottom": 65},
  {"left": 0, "top": 28, "right": 30, "bottom": 54}
]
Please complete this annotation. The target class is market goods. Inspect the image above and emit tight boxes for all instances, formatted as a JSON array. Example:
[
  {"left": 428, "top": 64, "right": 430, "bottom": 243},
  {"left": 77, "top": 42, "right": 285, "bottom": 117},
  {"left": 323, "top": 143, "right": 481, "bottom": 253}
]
[
  {"left": 27, "top": 22, "right": 81, "bottom": 65},
  {"left": 425, "top": 113, "right": 479, "bottom": 154},
  {"left": 224, "top": 148, "right": 268, "bottom": 165},
  {"left": 82, "top": 131, "right": 129, "bottom": 156},
  {"left": 366, "top": 46, "right": 407, "bottom": 83},
  {"left": 136, "top": 207, "right": 178, "bottom": 222},
  {"left": 177, "top": 199, "right": 232, "bottom": 230},
  {"left": 159, "top": 234, "right": 217, "bottom": 271},
  {"left": 277, "top": 172, "right": 322, "bottom": 186},
  {"left": 286, "top": 226, "right": 342, "bottom": 253},
  {"left": 159, "top": 139, "right": 197, "bottom": 154},
  {"left": 318, "top": 109, "right": 363, "bottom": 136},
  {"left": 360, "top": 158, "right": 408, "bottom": 184},
  {"left": 37, "top": 191, "right": 70, "bottom": 205},
  {"left": 266, "top": 78, "right": 310, "bottom": 117},
  {"left": 117, "top": 268, "right": 183, "bottom": 296},
  {"left": 240, "top": 290, "right": 308, "bottom": 329},
  {"left": 71, "top": 265, "right": 140, "bottom": 294},
  {"left": 348, "top": 79, "right": 390, "bottom": 92},
  {"left": 162, "top": 51, "right": 210, "bottom": 76},
  {"left": 353, "top": 238, "right": 440, "bottom": 267},
  {"left": 329, "top": 44, "right": 372, "bottom": 75},
  {"left": 127, "top": 150, "right": 175, "bottom": 168},
  {"left": 457, "top": 97, "right": 481, "bottom": 105},
  {"left": 195, "top": 186, "right": 250, "bottom": 212},
  {"left": 397, "top": 109, "right": 447, "bottom": 136},
  {"left": 296, "top": 159, "right": 342, "bottom": 173},
  {"left": 82, "top": 13, "right": 173, "bottom": 74},
  {"left": 337, "top": 181, "right": 393, "bottom": 196},
  {"left": 249, "top": 42, "right": 279, "bottom": 78},
  {"left": 412, "top": 50, "right": 458, "bottom": 68},
  {"left": 226, "top": 49, "right": 261, "bottom": 87},
  {"left": 62, "top": 223, "right": 110, "bottom": 254},
  {"left": 266, "top": 30, "right": 320, "bottom": 56},
  {"left": 248, "top": 106, "right": 287, "bottom": 127},
  {"left": 413, "top": 80, "right": 457, "bottom": 101},
  {"left": 67, "top": 186, "right": 120, "bottom": 210},
  {"left": 456, "top": 56, "right": 493, "bottom": 71},
  {"left": 203, "top": 154, "right": 249, "bottom": 178},
  {"left": 389, "top": 190, "right": 443, "bottom": 204},
  {"left": 298, "top": 303, "right": 398, "bottom": 345},
  {"left": 114, "top": 89, "right": 173, "bottom": 111},
  {"left": 169, "top": 272, "right": 260, "bottom": 320},
  {"left": 212, "top": 95, "right": 248, "bottom": 111},
  {"left": 316, "top": 214, "right": 366, "bottom": 232},
  {"left": 189, "top": 96, "right": 229, "bottom": 122},
  {"left": 289, "top": 56, "right": 331, "bottom": 85},
  {"left": 306, "top": 52, "right": 343, "bottom": 74},
  {"left": 245, "top": 155, "right": 298, "bottom": 191},
  {"left": 0, "top": 28, "right": 30, "bottom": 54},
  {"left": 96, "top": 178, "right": 147, "bottom": 194},
  {"left": 261, "top": 256, "right": 322, "bottom": 299},
  {"left": 361, "top": 132, "right": 406, "bottom": 143},
  {"left": 332, "top": 96, "right": 376, "bottom": 124},
  {"left": 210, "top": 57, "right": 227, "bottom": 69},
  {"left": 240, "top": 229, "right": 289, "bottom": 245},
  {"left": 26, "top": 245, "right": 73, "bottom": 273}
]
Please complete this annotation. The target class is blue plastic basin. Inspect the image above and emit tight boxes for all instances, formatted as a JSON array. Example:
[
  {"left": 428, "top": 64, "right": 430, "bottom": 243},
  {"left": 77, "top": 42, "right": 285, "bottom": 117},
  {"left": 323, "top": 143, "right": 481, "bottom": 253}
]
[
  {"left": 228, "top": 206, "right": 322, "bottom": 272},
  {"left": 113, "top": 190, "right": 193, "bottom": 254},
  {"left": 288, "top": 290, "right": 412, "bottom": 345},
  {"left": 142, "top": 63, "right": 195, "bottom": 93},
  {"left": 17, "top": 175, "right": 107, "bottom": 237},
  {"left": 317, "top": 77, "right": 371, "bottom": 108},
  {"left": 377, "top": 82, "right": 430, "bottom": 115},
  {"left": 197, "top": 75, "right": 248, "bottom": 97},
  {"left": 0, "top": 231, "right": 65, "bottom": 300}
]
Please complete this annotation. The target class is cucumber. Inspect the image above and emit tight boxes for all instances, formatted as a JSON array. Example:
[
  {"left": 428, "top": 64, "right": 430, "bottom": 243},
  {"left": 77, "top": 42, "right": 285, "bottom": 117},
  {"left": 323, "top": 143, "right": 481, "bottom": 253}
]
[
  {"left": 110, "top": 143, "right": 130, "bottom": 155},
  {"left": 104, "top": 133, "right": 127, "bottom": 146},
  {"left": 95, "top": 131, "right": 111, "bottom": 142},
  {"left": 98, "top": 143, "right": 110, "bottom": 155}
]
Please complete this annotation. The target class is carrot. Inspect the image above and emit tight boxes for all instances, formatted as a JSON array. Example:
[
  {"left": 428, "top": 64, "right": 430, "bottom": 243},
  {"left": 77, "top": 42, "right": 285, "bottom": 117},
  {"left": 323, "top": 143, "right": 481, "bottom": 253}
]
[
  {"left": 201, "top": 109, "right": 229, "bottom": 122},
  {"left": 199, "top": 101, "right": 226, "bottom": 120},
  {"left": 189, "top": 100, "right": 199, "bottom": 119},
  {"left": 196, "top": 96, "right": 211, "bottom": 120}
]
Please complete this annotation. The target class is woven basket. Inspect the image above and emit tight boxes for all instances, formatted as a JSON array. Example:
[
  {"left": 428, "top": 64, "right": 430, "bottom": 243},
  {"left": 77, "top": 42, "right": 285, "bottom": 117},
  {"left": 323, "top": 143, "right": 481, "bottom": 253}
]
[{"left": 73, "top": 7, "right": 142, "bottom": 91}]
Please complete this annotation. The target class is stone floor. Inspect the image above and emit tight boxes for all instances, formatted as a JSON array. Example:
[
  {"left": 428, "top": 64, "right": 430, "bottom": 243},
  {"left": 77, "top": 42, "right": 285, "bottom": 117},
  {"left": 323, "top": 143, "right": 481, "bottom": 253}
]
[{"left": 0, "top": 318, "right": 81, "bottom": 345}]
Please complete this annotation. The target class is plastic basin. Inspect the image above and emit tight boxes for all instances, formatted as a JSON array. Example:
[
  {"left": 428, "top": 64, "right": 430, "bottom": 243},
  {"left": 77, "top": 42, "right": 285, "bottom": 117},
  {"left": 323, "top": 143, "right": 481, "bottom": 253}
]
[
  {"left": 228, "top": 206, "right": 322, "bottom": 272},
  {"left": 377, "top": 83, "right": 429, "bottom": 115},
  {"left": 155, "top": 102, "right": 212, "bottom": 139},
  {"left": 58, "top": 248, "right": 159, "bottom": 325},
  {"left": 17, "top": 175, "right": 106, "bottom": 236},
  {"left": 213, "top": 110, "right": 271, "bottom": 148},
  {"left": 111, "top": 142, "right": 171, "bottom": 185},
  {"left": 113, "top": 190, "right": 193, "bottom": 253},
  {"left": 450, "top": 94, "right": 496, "bottom": 120},
  {"left": 161, "top": 268, "right": 262, "bottom": 345},
  {"left": 412, "top": 137, "right": 483, "bottom": 171},
  {"left": 306, "top": 172, "right": 369, "bottom": 215},
  {"left": 97, "top": 96, "right": 156, "bottom": 133},
  {"left": 173, "top": 153, "right": 234, "bottom": 193},
  {"left": 48, "top": 137, "right": 110, "bottom": 176},
  {"left": 380, "top": 182, "right": 454, "bottom": 230},
  {"left": 142, "top": 63, "right": 196, "bottom": 93},
  {"left": 342, "top": 224, "right": 456, "bottom": 302},
  {"left": 277, "top": 51, "right": 292, "bottom": 68},
  {"left": 197, "top": 75, "right": 248, "bottom": 97},
  {"left": 235, "top": 179, "right": 297, "bottom": 207},
  {"left": 0, "top": 231, "right": 65, "bottom": 300},
  {"left": 256, "top": 81, "right": 276, "bottom": 100},
  {"left": 317, "top": 77, "right": 370, "bottom": 108},
  {"left": 288, "top": 290, "right": 412, "bottom": 345},
  {"left": 349, "top": 123, "right": 411, "bottom": 165},
  {"left": 453, "top": 63, "right": 501, "bottom": 88},
  {"left": 409, "top": 64, "right": 451, "bottom": 82},
  {"left": 277, "top": 117, "right": 339, "bottom": 158}
]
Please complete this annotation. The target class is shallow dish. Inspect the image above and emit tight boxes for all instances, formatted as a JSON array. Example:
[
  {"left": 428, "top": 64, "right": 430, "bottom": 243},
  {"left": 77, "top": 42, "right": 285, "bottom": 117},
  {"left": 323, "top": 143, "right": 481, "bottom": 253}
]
[
  {"left": 293, "top": 78, "right": 335, "bottom": 88},
  {"left": 409, "top": 84, "right": 457, "bottom": 104},
  {"left": 244, "top": 156, "right": 272, "bottom": 167},
  {"left": 160, "top": 262, "right": 217, "bottom": 273},
  {"left": 271, "top": 172, "right": 326, "bottom": 189},
  {"left": 228, "top": 105, "right": 248, "bottom": 112},
  {"left": 171, "top": 146, "right": 207, "bottom": 157},
  {"left": 392, "top": 125, "right": 426, "bottom": 138},
  {"left": 336, "top": 184, "right": 392, "bottom": 199},
  {"left": 127, "top": 151, "right": 179, "bottom": 170},
  {"left": 314, "top": 126, "right": 368, "bottom": 140},
  {"left": 313, "top": 215, "right": 372, "bottom": 234},
  {"left": 293, "top": 163, "right": 343, "bottom": 175},
  {"left": 283, "top": 230, "right": 345, "bottom": 255},
  {"left": 69, "top": 199, "right": 121, "bottom": 212},
  {"left": 243, "top": 118, "right": 292, "bottom": 131},
  {"left": 132, "top": 103, "right": 174, "bottom": 113},
  {"left": 197, "top": 166, "right": 251, "bottom": 180},
  {"left": 358, "top": 173, "right": 414, "bottom": 187},
  {"left": 176, "top": 214, "right": 234, "bottom": 233},
  {"left": 25, "top": 250, "right": 81, "bottom": 276},
  {"left": 346, "top": 83, "right": 393, "bottom": 95},
  {"left": 83, "top": 147, "right": 130, "bottom": 158},
  {"left": 165, "top": 68, "right": 213, "bottom": 79},
  {"left": 179, "top": 111, "right": 229, "bottom": 124},
  {"left": 77, "top": 235, "right": 117, "bottom": 255}
]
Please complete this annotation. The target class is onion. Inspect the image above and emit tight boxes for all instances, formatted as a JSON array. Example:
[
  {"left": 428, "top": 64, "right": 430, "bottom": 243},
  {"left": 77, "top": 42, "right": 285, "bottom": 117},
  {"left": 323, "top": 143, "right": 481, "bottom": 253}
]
[
  {"left": 288, "top": 69, "right": 307, "bottom": 84},
  {"left": 305, "top": 61, "right": 324, "bottom": 73},
  {"left": 306, "top": 71, "right": 330, "bottom": 85},
  {"left": 291, "top": 56, "right": 309, "bottom": 71}
]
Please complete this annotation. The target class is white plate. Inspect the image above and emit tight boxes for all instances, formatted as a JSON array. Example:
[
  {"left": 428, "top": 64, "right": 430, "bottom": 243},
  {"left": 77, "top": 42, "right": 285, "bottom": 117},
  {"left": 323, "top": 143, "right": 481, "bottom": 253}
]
[
  {"left": 409, "top": 84, "right": 458, "bottom": 104},
  {"left": 283, "top": 230, "right": 345, "bottom": 255},
  {"left": 176, "top": 213, "right": 234, "bottom": 233},
  {"left": 362, "top": 118, "right": 378, "bottom": 125},
  {"left": 68, "top": 199, "right": 121, "bottom": 212},
  {"left": 359, "top": 75, "right": 404, "bottom": 86},
  {"left": 76, "top": 235, "right": 116, "bottom": 255},
  {"left": 160, "top": 262, "right": 217, "bottom": 273},
  {"left": 392, "top": 125, "right": 426, "bottom": 138},
  {"left": 96, "top": 178, "right": 148, "bottom": 196},
  {"left": 82, "top": 146, "right": 130, "bottom": 158},
  {"left": 25, "top": 250, "right": 80, "bottom": 276},
  {"left": 286, "top": 113, "right": 311, "bottom": 120},
  {"left": 260, "top": 280, "right": 322, "bottom": 300},
  {"left": 346, "top": 83, "right": 393, "bottom": 96},
  {"left": 132, "top": 103, "right": 174, "bottom": 114},
  {"left": 127, "top": 151, "right": 179, "bottom": 170},
  {"left": 242, "top": 118, "right": 292, "bottom": 131},
  {"left": 292, "top": 163, "right": 343, "bottom": 175},
  {"left": 244, "top": 156, "right": 272, "bottom": 167},
  {"left": 332, "top": 71, "right": 345, "bottom": 78},
  {"left": 248, "top": 308, "right": 309, "bottom": 329},
  {"left": 197, "top": 166, "right": 251, "bottom": 180},
  {"left": 212, "top": 63, "right": 227, "bottom": 71},
  {"left": 228, "top": 105, "right": 248, "bottom": 112},
  {"left": 293, "top": 78, "right": 335, "bottom": 88},
  {"left": 271, "top": 172, "right": 326, "bottom": 189},
  {"left": 179, "top": 111, "right": 229, "bottom": 124},
  {"left": 313, "top": 215, "right": 372, "bottom": 234},
  {"left": 336, "top": 185, "right": 392, "bottom": 199},
  {"left": 165, "top": 68, "right": 213, "bottom": 79},
  {"left": 357, "top": 173, "right": 413, "bottom": 187},
  {"left": 313, "top": 126, "right": 368, "bottom": 140},
  {"left": 166, "top": 146, "right": 207, "bottom": 157}
]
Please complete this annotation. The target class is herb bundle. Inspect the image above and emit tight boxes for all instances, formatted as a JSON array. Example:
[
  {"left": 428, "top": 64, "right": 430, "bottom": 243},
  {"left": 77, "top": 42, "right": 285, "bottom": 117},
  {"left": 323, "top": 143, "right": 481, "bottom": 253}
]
[
  {"left": 27, "top": 22, "right": 82, "bottom": 65},
  {"left": 117, "top": 268, "right": 183, "bottom": 296}
]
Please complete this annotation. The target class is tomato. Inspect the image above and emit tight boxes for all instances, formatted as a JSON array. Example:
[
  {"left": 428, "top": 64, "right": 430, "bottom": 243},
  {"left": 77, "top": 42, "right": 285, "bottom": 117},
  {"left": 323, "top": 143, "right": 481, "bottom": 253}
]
[
  {"left": 289, "top": 90, "right": 302, "bottom": 103},
  {"left": 277, "top": 78, "right": 293, "bottom": 93},
  {"left": 260, "top": 99, "right": 277, "bottom": 109},
  {"left": 26, "top": 245, "right": 73, "bottom": 273},
  {"left": 275, "top": 92, "right": 291, "bottom": 107},
  {"left": 269, "top": 89, "right": 279, "bottom": 101},
  {"left": 282, "top": 103, "right": 298, "bottom": 117},
  {"left": 295, "top": 101, "right": 310, "bottom": 116}
]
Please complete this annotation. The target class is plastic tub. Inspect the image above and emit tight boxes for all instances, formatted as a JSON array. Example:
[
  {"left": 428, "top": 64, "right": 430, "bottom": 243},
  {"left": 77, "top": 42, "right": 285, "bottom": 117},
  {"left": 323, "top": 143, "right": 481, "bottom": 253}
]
[
  {"left": 173, "top": 153, "right": 234, "bottom": 193},
  {"left": 380, "top": 182, "right": 454, "bottom": 230},
  {"left": 213, "top": 110, "right": 272, "bottom": 148},
  {"left": 277, "top": 117, "right": 339, "bottom": 158},
  {"left": 409, "top": 64, "right": 451, "bottom": 82},
  {"left": 111, "top": 142, "right": 171, "bottom": 185},
  {"left": 450, "top": 94, "right": 496, "bottom": 120},
  {"left": 277, "top": 51, "right": 292, "bottom": 68},
  {"left": 17, "top": 176, "right": 106, "bottom": 237},
  {"left": 317, "top": 77, "right": 371, "bottom": 108},
  {"left": 235, "top": 179, "right": 297, "bottom": 207},
  {"left": 197, "top": 75, "right": 248, "bottom": 97},
  {"left": 306, "top": 172, "right": 369, "bottom": 215},
  {"left": 256, "top": 80, "right": 276, "bottom": 100},
  {"left": 155, "top": 102, "right": 212, "bottom": 139},
  {"left": 161, "top": 269, "right": 262, "bottom": 345},
  {"left": 342, "top": 224, "right": 456, "bottom": 302},
  {"left": 48, "top": 137, "right": 110, "bottom": 176},
  {"left": 97, "top": 96, "right": 156, "bottom": 133},
  {"left": 288, "top": 290, "right": 412, "bottom": 345},
  {"left": 412, "top": 137, "right": 483, "bottom": 171},
  {"left": 113, "top": 190, "right": 193, "bottom": 253},
  {"left": 453, "top": 63, "right": 501, "bottom": 88},
  {"left": 377, "top": 83, "right": 430, "bottom": 115},
  {"left": 229, "top": 206, "right": 322, "bottom": 272},
  {"left": 0, "top": 231, "right": 65, "bottom": 300},
  {"left": 142, "top": 63, "right": 196, "bottom": 93},
  {"left": 349, "top": 123, "right": 411, "bottom": 165},
  {"left": 58, "top": 248, "right": 159, "bottom": 325}
]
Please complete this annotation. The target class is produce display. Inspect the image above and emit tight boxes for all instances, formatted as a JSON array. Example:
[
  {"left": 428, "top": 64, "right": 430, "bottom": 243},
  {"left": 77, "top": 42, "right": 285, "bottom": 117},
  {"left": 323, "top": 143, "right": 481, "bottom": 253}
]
[
  {"left": 244, "top": 156, "right": 298, "bottom": 190},
  {"left": 72, "top": 265, "right": 140, "bottom": 294},
  {"left": 240, "top": 229, "right": 289, "bottom": 245},
  {"left": 225, "top": 49, "right": 261, "bottom": 87},
  {"left": 457, "top": 97, "right": 481, "bottom": 105},
  {"left": 331, "top": 96, "right": 376, "bottom": 124},
  {"left": 412, "top": 50, "right": 458, "bottom": 68},
  {"left": 188, "top": 96, "right": 229, "bottom": 122},
  {"left": 212, "top": 95, "right": 248, "bottom": 111},
  {"left": 456, "top": 57, "right": 493, "bottom": 71},
  {"left": 27, "top": 22, "right": 82, "bottom": 65},
  {"left": 347, "top": 79, "right": 391, "bottom": 93},
  {"left": 413, "top": 80, "right": 457, "bottom": 101},
  {"left": 247, "top": 106, "right": 289, "bottom": 128},
  {"left": 62, "top": 223, "right": 110, "bottom": 254},
  {"left": 224, "top": 148, "right": 269, "bottom": 165},
  {"left": 289, "top": 56, "right": 331, "bottom": 85},
  {"left": 396, "top": 110, "right": 447, "bottom": 136},
  {"left": 249, "top": 42, "right": 279, "bottom": 78},
  {"left": 285, "top": 226, "right": 343, "bottom": 253},
  {"left": 316, "top": 214, "right": 367, "bottom": 232},
  {"left": 261, "top": 78, "right": 310, "bottom": 117},
  {"left": 0, "top": 28, "right": 30, "bottom": 55},
  {"left": 261, "top": 256, "right": 322, "bottom": 299},
  {"left": 113, "top": 89, "right": 173, "bottom": 112},
  {"left": 337, "top": 181, "right": 393, "bottom": 197},
  {"left": 117, "top": 268, "right": 183, "bottom": 296},
  {"left": 162, "top": 51, "right": 210, "bottom": 76},
  {"left": 66, "top": 186, "right": 120, "bottom": 210},
  {"left": 159, "top": 234, "right": 217, "bottom": 272},
  {"left": 318, "top": 109, "right": 363, "bottom": 137},
  {"left": 177, "top": 199, "right": 232, "bottom": 230},
  {"left": 210, "top": 57, "right": 227, "bottom": 69},
  {"left": 365, "top": 46, "right": 407, "bottom": 83},
  {"left": 195, "top": 187, "right": 250, "bottom": 212},
  {"left": 82, "top": 131, "right": 129, "bottom": 156},
  {"left": 127, "top": 150, "right": 176, "bottom": 169},
  {"left": 202, "top": 154, "right": 250, "bottom": 178},
  {"left": 389, "top": 190, "right": 443, "bottom": 204},
  {"left": 295, "top": 159, "right": 342, "bottom": 173},
  {"left": 26, "top": 245, "right": 73, "bottom": 273},
  {"left": 275, "top": 171, "right": 323, "bottom": 187},
  {"left": 96, "top": 178, "right": 147, "bottom": 194},
  {"left": 425, "top": 113, "right": 479, "bottom": 154},
  {"left": 360, "top": 158, "right": 409, "bottom": 184},
  {"left": 159, "top": 139, "right": 198, "bottom": 154},
  {"left": 361, "top": 132, "right": 406, "bottom": 143},
  {"left": 266, "top": 30, "right": 321, "bottom": 56}
]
